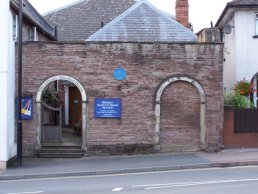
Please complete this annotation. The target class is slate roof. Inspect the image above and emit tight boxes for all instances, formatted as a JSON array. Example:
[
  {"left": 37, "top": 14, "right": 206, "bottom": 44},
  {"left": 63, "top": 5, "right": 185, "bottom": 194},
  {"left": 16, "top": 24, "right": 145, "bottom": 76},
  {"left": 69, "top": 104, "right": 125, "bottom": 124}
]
[
  {"left": 87, "top": 0, "right": 197, "bottom": 42},
  {"left": 10, "top": 0, "right": 56, "bottom": 40},
  {"left": 215, "top": 0, "right": 258, "bottom": 27},
  {"left": 44, "top": 0, "right": 136, "bottom": 41}
]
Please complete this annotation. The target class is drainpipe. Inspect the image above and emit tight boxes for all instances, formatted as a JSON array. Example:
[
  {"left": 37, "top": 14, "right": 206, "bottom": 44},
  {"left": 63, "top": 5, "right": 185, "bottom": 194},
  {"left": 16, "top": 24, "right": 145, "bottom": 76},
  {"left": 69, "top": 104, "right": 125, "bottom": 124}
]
[{"left": 17, "top": 0, "right": 23, "bottom": 167}]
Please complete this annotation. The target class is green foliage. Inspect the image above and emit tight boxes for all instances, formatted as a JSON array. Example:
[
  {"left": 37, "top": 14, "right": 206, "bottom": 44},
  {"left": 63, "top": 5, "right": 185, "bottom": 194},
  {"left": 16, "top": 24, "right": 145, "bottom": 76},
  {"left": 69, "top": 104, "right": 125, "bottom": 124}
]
[
  {"left": 42, "top": 88, "right": 63, "bottom": 107},
  {"left": 224, "top": 93, "right": 254, "bottom": 109}
]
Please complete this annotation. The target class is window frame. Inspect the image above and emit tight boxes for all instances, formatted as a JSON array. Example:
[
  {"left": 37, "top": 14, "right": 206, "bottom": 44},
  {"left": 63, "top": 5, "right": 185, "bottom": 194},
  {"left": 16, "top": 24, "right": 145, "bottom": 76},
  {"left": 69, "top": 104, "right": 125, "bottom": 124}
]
[
  {"left": 12, "top": 14, "right": 18, "bottom": 41},
  {"left": 28, "top": 27, "right": 38, "bottom": 41}
]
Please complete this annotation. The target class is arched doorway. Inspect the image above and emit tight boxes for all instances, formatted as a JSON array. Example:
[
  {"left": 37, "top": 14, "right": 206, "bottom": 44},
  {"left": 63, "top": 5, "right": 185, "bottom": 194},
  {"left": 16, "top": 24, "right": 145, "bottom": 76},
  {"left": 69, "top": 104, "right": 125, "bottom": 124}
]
[
  {"left": 35, "top": 75, "right": 87, "bottom": 151},
  {"left": 154, "top": 75, "right": 206, "bottom": 151}
]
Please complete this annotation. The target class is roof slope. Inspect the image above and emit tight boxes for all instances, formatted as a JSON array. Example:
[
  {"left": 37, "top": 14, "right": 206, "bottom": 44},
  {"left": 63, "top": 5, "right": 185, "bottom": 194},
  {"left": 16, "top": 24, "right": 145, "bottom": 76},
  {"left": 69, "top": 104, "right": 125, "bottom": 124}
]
[
  {"left": 87, "top": 0, "right": 197, "bottom": 42},
  {"left": 215, "top": 0, "right": 258, "bottom": 27},
  {"left": 44, "top": 0, "right": 136, "bottom": 41}
]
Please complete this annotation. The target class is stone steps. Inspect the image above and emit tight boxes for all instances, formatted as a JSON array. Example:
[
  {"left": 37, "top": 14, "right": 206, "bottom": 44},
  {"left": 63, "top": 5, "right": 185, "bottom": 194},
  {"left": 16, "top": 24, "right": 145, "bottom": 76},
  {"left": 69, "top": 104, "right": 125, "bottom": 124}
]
[{"left": 39, "top": 145, "right": 84, "bottom": 158}]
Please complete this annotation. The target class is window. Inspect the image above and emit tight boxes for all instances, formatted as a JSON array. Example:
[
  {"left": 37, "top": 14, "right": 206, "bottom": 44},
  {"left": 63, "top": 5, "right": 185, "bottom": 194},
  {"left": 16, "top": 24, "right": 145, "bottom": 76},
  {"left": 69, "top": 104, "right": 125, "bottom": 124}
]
[
  {"left": 28, "top": 27, "right": 38, "bottom": 41},
  {"left": 256, "top": 13, "right": 258, "bottom": 35},
  {"left": 12, "top": 15, "right": 18, "bottom": 40}
]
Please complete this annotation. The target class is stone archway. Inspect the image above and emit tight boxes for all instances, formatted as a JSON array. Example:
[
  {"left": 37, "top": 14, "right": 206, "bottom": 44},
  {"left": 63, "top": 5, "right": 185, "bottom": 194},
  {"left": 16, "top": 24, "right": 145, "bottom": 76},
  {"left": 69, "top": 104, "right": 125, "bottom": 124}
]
[
  {"left": 35, "top": 75, "right": 87, "bottom": 151},
  {"left": 154, "top": 76, "right": 206, "bottom": 150}
]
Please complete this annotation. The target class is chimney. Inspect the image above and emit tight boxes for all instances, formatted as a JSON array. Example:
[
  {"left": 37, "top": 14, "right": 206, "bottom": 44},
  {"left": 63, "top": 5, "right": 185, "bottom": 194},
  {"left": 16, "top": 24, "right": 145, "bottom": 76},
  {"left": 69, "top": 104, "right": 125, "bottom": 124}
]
[{"left": 176, "top": 0, "right": 189, "bottom": 28}]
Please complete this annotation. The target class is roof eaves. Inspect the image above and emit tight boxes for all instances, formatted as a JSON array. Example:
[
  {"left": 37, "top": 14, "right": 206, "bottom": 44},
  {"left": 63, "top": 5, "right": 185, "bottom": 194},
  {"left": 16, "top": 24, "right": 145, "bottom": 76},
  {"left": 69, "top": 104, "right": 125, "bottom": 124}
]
[
  {"left": 215, "top": 2, "right": 258, "bottom": 27},
  {"left": 10, "top": 0, "right": 57, "bottom": 40}
]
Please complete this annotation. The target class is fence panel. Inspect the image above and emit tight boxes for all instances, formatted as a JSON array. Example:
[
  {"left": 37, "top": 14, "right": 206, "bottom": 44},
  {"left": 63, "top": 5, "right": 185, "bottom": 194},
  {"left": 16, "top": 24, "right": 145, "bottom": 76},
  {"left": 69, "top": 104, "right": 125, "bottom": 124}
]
[{"left": 234, "top": 109, "right": 258, "bottom": 133}]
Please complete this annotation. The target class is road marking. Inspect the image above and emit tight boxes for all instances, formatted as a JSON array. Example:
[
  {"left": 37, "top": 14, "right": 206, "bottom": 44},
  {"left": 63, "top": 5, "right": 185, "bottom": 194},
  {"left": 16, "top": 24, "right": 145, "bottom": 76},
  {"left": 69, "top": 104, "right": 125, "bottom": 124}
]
[
  {"left": 4, "top": 191, "right": 43, "bottom": 194},
  {"left": 132, "top": 178, "right": 258, "bottom": 190},
  {"left": 112, "top": 188, "right": 123, "bottom": 192}
]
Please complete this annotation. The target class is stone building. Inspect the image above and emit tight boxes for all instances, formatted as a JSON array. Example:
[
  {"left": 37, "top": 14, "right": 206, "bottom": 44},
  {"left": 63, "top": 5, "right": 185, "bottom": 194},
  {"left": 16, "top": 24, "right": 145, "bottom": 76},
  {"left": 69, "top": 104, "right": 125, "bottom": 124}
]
[{"left": 19, "top": 0, "right": 224, "bottom": 156}]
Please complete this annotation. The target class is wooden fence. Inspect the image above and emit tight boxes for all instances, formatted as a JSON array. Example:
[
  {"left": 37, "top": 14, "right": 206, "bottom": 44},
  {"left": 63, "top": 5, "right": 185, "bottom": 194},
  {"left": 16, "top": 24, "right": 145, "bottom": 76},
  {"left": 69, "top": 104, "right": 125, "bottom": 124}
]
[
  {"left": 223, "top": 106, "right": 258, "bottom": 148},
  {"left": 234, "top": 109, "right": 258, "bottom": 133}
]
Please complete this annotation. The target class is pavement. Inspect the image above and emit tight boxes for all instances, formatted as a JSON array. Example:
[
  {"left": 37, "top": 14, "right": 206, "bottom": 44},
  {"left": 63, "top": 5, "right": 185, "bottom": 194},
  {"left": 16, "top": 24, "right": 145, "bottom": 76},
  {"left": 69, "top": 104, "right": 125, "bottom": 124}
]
[{"left": 1, "top": 148, "right": 258, "bottom": 181}]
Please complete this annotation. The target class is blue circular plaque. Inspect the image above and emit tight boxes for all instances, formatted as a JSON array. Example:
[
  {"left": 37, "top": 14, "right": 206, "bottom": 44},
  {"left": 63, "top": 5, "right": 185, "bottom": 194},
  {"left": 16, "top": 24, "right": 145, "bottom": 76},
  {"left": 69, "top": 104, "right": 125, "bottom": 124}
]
[{"left": 114, "top": 67, "right": 126, "bottom": 81}]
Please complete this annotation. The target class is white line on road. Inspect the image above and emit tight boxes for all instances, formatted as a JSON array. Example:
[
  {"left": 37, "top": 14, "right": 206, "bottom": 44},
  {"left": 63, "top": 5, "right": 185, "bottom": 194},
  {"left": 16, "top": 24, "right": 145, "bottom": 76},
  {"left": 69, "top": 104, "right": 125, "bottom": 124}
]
[
  {"left": 133, "top": 178, "right": 258, "bottom": 190},
  {"left": 112, "top": 188, "right": 123, "bottom": 192},
  {"left": 4, "top": 191, "right": 43, "bottom": 194}
]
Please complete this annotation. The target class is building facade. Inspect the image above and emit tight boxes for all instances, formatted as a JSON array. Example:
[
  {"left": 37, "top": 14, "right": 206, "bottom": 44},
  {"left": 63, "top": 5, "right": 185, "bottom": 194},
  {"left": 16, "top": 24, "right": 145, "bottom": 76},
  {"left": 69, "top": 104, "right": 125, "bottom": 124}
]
[
  {"left": 216, "top": 0, "right": 258, "bottom": 106},
  {"left": 0, "top": 0, "right": 57, "bottom": 169},
  {"left": 21, "top": 41, "right": 224, "bottom": 156}
]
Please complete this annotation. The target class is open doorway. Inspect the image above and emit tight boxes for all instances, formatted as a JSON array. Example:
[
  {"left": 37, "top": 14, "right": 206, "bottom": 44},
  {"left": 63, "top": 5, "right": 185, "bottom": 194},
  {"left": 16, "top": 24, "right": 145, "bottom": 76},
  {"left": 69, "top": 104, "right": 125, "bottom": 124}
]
[
  {"left": 41, "top": 81, "right": 82, "bottom": 146},
  {"left": 36, "top": 75, "right": 87, "bottom": 153}
]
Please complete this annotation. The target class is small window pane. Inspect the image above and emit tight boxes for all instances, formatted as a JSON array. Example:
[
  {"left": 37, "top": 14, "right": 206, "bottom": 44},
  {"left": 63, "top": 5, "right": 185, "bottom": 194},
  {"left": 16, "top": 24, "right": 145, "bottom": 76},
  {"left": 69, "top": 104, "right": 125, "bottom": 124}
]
[
  {"left": 256, "top": 14, "right": 258, "bottom": 35},
  {"left": 256, "top": 20, "right": 258, "bottom": 35},
  {"left": 13, "top": 15, "right": 17, "bottom": 38}
]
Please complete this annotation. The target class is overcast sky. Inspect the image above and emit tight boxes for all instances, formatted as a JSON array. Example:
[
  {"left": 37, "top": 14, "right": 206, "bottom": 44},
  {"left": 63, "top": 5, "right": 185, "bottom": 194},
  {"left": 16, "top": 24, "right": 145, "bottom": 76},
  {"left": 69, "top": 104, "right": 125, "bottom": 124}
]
[{"left": 28, "top": 0, "right": 230, "bottom": 32}]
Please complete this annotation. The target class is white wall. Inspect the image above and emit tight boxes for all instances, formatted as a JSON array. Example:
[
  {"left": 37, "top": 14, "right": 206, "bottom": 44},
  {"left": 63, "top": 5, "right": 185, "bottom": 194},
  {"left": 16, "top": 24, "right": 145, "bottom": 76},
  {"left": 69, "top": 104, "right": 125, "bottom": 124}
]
[
  {"left": 223, "top": 16, "right": 236, "bottom": 93},
  {"left": 235, "top": 10, "right": 258, "bottom": 82},
  {"left": 0, "top": 0, "right": 17, "bottom": 169},
  {"left": 223, "top": 10, "right": 258, "bottom": 93},
  {"left": 8, "top": 11, "right": 17, "bottom": 160}
]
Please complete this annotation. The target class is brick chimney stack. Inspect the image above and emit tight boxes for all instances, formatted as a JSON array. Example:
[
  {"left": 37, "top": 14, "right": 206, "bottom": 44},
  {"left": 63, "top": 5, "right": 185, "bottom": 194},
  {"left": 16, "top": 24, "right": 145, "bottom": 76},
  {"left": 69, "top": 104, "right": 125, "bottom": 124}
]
[{"left": 176, "top": 0, "right": 189, "bottom": 28}]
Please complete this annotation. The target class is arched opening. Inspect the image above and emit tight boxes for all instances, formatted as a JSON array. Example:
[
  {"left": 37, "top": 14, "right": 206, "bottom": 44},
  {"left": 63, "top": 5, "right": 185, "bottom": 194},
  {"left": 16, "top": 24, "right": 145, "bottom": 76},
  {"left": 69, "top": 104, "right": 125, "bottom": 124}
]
[
  {"left": 36, "top": 75, "right": 87, "bottom": 152},
  {"left": 154, "top": 76, "right": 206, "bottom": 151}
]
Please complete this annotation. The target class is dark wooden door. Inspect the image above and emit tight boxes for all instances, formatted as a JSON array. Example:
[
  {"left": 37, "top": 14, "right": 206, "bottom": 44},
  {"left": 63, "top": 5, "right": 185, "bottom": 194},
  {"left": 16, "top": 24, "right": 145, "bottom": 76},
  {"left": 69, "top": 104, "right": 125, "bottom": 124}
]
[{"left": 69, "top": 87, "right": 82, "bottom": 125}]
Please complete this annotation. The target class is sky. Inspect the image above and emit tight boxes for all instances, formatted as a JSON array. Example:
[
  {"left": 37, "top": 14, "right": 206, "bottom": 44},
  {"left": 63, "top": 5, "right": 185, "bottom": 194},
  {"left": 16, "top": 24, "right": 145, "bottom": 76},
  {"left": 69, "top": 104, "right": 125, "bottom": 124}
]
[{"left": 28, "top": 0, "right": 230, "bottom": 32}]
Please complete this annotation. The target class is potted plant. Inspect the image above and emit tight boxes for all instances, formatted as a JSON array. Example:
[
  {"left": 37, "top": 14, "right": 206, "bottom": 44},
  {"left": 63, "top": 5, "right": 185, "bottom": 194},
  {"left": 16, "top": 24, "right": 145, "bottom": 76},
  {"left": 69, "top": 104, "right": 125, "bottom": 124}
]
[
  {"left": 224, "top": 80, "right": 255, "bottom": 109},
  {"left": 234, "top": 80, "right": 254, "bottom": 96}
]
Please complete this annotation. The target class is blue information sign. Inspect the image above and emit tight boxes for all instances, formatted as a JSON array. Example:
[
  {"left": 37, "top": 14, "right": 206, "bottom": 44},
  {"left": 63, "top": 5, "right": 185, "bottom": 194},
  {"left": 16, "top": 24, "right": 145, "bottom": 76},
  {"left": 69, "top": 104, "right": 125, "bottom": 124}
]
[
  {"left": 16, "top": 97, "right": 33, "bottom": 120},
  {"left": 95, "top": 98, "right": 121, "bottom": 118},
  {"left": 114, "top": 67, "right": 126, "bottom": 81}
]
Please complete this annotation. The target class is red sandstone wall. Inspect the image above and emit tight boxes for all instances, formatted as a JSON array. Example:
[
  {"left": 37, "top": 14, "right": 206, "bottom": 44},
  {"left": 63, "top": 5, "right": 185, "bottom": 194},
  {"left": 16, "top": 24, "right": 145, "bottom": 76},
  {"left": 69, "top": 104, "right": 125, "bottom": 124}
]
[
  {"left": 223, "top": 106, "right": 258, "bottom": 148},
  {"left": 20, "top": 42, "right": 223, "bottom": 155},
  {"left": 160, "top": 81, "right": 200, "bottom": 152}
]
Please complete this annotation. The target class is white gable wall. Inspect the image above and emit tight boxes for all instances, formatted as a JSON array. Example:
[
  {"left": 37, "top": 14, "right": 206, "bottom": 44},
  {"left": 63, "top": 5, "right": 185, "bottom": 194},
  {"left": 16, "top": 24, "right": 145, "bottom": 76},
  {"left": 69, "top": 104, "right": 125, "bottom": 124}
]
[
  {"left": 223, "top": 9, "right": 258, "bottom": 92},
  {"left": 235, "top": 10, "right": 258, "bottom": 82},
  {"left": 223, "top": 15, "right": 236, "bottom": 93}
]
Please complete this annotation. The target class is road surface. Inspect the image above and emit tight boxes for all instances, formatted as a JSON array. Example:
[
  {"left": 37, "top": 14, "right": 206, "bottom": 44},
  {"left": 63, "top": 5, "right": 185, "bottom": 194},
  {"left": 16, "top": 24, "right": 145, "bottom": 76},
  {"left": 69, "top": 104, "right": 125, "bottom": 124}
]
[{"left": 1, "top": 166, "right": 258, "bottom": 194}]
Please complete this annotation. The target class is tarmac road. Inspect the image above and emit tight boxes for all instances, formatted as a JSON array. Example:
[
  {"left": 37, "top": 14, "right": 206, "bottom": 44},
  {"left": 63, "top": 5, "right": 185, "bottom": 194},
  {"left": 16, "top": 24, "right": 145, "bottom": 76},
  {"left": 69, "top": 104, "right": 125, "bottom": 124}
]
[{"left": 1, "top": 166, "right": 258, "bottom": 194}]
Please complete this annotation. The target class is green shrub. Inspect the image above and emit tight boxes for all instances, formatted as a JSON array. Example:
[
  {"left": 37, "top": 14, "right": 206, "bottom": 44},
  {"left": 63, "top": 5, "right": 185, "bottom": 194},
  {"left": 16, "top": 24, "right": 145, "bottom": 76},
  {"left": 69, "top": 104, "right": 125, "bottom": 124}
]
[
  {"left": 42, "top": 88, "right": 63, "bottom": 107},
  {"left": 224, "top": 93, "right": 254, "bottom": 109}
]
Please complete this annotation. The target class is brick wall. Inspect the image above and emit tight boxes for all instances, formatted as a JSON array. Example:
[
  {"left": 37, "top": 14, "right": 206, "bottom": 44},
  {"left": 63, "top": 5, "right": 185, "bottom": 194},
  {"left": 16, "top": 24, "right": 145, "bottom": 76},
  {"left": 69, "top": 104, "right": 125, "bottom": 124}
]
[
  {"left": 223, "top": 106, "right": 258, "bottom": 148},
  {"left": 20, "top": 41, "right": 223, "bottom": 155},
  {"left": 176, "top": 0, "right": 189, "bottom": 28},
  {"left": 160, "top": 81, "right": 200, "bottom": 152}
]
